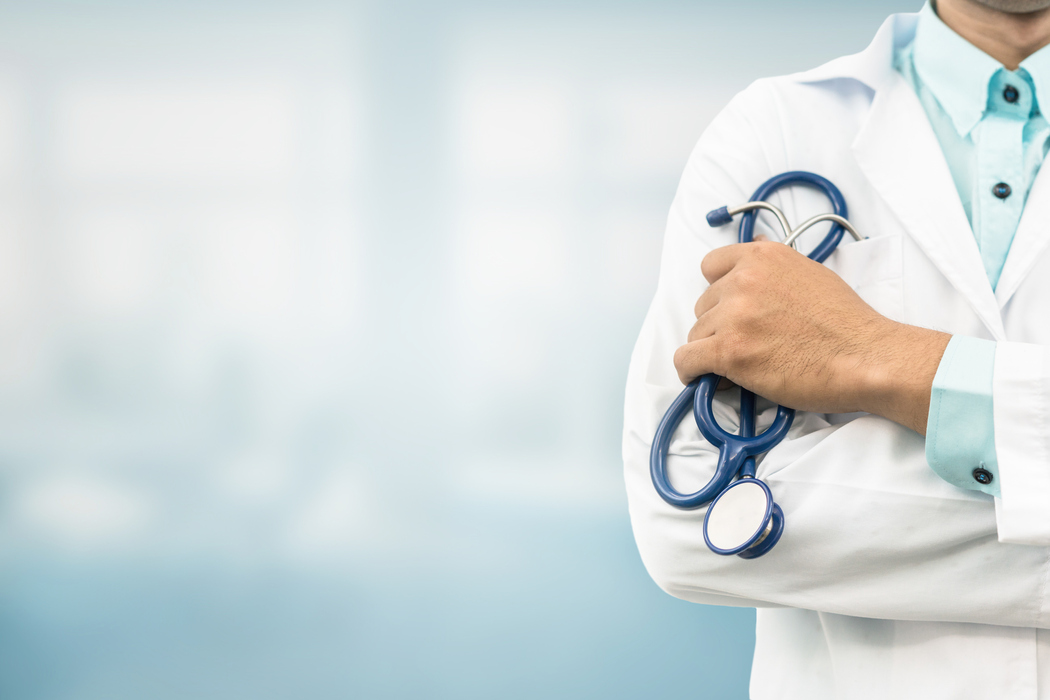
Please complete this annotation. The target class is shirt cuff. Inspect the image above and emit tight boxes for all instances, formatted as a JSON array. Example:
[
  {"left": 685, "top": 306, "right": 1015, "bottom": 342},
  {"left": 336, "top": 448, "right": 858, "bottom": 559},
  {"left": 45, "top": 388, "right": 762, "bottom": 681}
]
[{"left": 925, "top": 335, "right": 999, "bottom": 496}]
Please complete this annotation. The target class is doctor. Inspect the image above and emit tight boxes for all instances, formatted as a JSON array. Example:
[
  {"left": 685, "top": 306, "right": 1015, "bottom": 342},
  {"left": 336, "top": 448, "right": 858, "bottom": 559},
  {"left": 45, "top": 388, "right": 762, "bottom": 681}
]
[{"left": 625, "top": 0, "right": 1050, "bottom": 698}]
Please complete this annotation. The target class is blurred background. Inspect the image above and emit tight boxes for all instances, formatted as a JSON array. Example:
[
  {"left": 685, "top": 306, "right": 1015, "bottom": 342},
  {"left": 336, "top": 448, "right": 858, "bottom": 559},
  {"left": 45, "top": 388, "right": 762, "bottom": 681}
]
[{"left": 0, "top": 1, "right": 910, "bottom": 698}]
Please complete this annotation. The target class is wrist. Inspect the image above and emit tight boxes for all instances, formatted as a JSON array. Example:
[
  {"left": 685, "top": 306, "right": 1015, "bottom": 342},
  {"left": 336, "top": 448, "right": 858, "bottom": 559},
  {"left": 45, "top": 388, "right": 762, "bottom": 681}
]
[{"left": 858, "top": 322, "right": 951, "bottom": 435}]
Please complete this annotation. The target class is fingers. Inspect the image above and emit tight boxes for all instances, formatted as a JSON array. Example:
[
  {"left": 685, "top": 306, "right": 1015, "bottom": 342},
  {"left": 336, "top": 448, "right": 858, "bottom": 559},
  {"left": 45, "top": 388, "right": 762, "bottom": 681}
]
[
  {"left": 692, "top": 279, "right": 723, "bottom": 320},
  {"left": 673, "top": 337, "right": 719, "bottom": 385},
  {"left": 685, "top": 241, "right": 789, "bottom": 384},
  {"left": 686, "top": 305, "right": 719, "bottom": 343},
  {"left": 701, "top": 239, "right": 790, "bottom": 284},
  {"left": 700, "top": 243, "right": 751, "bottom": 284}
]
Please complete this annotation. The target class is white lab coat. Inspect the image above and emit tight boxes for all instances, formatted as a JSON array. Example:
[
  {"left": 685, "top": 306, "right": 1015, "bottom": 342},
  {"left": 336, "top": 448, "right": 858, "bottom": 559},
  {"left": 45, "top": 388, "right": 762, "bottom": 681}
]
[{"left": 624, "top": 12, "right": 1050, "bottom": 700}]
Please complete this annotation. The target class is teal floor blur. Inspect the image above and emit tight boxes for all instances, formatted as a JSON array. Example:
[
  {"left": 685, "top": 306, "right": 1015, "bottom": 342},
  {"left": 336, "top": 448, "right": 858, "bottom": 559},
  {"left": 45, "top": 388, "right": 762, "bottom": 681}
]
[{"left": 0, "top": 515, "right": 755, "bottom": 698}]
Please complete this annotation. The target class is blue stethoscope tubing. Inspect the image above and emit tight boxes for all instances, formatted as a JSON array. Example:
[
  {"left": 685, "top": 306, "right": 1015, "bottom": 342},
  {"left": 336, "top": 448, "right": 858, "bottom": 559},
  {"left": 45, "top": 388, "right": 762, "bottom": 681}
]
[{"left": 649, "top": 171, "right": 851, "bottom": 557}]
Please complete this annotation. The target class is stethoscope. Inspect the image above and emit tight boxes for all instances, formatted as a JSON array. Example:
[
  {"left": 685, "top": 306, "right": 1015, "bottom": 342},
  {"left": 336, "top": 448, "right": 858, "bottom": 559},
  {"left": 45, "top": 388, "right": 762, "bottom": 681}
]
[{"left": 650, "top": 171, "right": 864, "bottom": 559}]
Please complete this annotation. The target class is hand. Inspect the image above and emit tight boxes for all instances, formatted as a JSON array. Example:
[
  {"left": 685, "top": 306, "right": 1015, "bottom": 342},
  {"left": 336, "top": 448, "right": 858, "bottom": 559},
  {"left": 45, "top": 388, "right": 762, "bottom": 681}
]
[{"left": 672, "top": 241, "right": 951, "bottom": 435}]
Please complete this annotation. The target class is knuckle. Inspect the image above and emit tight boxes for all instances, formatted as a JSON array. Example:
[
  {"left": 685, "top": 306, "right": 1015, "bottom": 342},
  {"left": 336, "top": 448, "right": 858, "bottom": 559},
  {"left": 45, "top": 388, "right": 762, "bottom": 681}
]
[
  {"left": 732, "top": 266, "right": 761, "bottom": 290},
  {"left": 699, "top": 254, "right": 718, "bottom": 282},
  {"left": 755, "top": 241, "right": 775, "bottom": 261},
  {"left": 686, "top": 320, "right": 702, "bottom": 343},
  {"left": 745, "top": 240, "right": 766, "bottom": 257},
  {"left": 753, "top": 240, "right": 785, "bottom": 262},
  {"left": 718, "top": 328, "right": 750, "bottom": 370},
  {"left": 710, "top": 336, "right": 731, "bottom": 376},
  {"left": 718, "top": 328, "right": 741, "bottom": 356},
  {"left": 693, "top": 294, "right": 706, "bottom": 318}
]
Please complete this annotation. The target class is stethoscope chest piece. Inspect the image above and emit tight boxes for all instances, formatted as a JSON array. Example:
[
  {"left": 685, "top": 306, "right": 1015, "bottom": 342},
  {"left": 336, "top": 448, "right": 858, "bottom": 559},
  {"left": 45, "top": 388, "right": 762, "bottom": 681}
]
[{"left": 702, "top": 477, "right": 784, "bottom": 559}]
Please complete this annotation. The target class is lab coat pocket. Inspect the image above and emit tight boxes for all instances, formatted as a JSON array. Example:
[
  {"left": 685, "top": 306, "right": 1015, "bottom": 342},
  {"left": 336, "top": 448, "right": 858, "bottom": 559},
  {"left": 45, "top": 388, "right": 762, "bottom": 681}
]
[{"left": 822, "top": 234, "right": 904, "bottom": 322}]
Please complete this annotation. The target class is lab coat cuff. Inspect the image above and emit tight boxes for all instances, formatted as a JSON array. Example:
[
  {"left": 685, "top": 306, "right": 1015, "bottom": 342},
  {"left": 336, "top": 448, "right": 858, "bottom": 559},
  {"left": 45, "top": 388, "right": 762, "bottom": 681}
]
[
  {"left": 993, "top": 341, "right": 1050, "bottom": 545},
  {"left": 925, "top": 335, "right": 999, "bottom": 496}
]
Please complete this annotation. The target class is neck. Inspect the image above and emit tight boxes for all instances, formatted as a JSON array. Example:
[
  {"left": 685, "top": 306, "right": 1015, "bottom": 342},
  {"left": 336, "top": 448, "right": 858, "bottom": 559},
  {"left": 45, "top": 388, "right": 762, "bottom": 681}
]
[{"left": 937, "top": 0, "right": 1050, "bottom": 69}]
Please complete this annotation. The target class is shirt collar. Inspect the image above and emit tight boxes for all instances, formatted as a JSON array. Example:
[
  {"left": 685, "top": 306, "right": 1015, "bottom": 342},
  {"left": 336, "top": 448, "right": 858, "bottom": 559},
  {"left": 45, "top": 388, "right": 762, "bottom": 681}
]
[
  {"left": 912, "top": 1, "right": 1002, "bottom": 137},
  {"left": 1021, "top": 41, "right": 1050, "bottom": 117}
]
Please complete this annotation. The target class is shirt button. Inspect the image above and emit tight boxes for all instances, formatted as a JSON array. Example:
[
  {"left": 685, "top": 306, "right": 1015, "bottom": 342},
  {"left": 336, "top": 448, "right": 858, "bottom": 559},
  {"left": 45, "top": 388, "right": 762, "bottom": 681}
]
[
  {"left": 993, "top": 182, "right": 1012, "bottom": 199},
  {"left": 1003, "top": 84, "right": 1020, "bottom": 103},
  {"left": 973, "top": 467, "right": 994, "bottom": 485}
]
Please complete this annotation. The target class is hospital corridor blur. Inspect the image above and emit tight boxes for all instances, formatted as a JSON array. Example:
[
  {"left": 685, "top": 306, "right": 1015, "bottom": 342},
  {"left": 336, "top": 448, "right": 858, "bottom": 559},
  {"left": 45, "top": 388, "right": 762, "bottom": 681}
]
[{"left": 0, "top": 1, "right": 905, "bottom": 697}]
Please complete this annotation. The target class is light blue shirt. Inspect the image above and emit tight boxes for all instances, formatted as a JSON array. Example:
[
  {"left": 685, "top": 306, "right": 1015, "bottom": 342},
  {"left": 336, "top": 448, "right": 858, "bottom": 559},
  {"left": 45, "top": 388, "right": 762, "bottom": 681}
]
[{"left": 896, "top": 2, "right": 1050, "bottom": 496}]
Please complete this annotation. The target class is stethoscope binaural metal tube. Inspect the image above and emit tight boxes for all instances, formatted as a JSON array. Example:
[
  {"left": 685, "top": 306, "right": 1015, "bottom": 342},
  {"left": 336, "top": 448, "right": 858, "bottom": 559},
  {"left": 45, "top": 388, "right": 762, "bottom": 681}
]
[
  {"left": 725, "top": 202, "right": 865, "bottom": 248},
  {"left": 784, "top": 212, "right": 864, "bottom": 247},
  {"left": 724, "top": 201, "right": 795, "bottom": 246}
]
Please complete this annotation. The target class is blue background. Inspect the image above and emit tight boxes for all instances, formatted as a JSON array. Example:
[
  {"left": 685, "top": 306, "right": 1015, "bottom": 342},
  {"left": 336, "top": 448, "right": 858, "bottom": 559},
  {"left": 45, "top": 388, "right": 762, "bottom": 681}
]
[{"left": 0, "top": 1, "right": 911, "bottom": 698}]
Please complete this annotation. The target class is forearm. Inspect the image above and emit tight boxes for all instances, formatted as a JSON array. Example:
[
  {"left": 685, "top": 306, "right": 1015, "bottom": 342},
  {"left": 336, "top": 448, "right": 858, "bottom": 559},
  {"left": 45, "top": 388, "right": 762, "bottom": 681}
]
[{"left": 850, "top": 321, "right": 952, "bottom": 436}]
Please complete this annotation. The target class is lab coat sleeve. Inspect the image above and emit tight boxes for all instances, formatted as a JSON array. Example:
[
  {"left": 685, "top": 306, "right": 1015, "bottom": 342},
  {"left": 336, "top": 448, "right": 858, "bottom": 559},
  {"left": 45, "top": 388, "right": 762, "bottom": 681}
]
[
  {"left": 991, "top": 342, "right": 1050, "bottom": 545},
  {"left": 624, "top": 80, "right": 1050, "bottom": 628}
]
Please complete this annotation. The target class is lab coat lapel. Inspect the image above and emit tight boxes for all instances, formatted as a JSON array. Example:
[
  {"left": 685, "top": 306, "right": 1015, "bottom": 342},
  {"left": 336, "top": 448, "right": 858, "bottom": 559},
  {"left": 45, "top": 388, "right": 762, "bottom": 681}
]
[
  {"left": 994, "top": 163, "right": 1050, "bottom": 310},
  {"left": 852, "top": 73, "right": 1006, "bottom": 340}
]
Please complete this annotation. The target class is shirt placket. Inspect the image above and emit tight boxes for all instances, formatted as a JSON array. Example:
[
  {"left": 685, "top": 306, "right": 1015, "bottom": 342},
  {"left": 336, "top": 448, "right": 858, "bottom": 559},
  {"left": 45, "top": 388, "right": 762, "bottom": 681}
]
[{"left": 973, "top": 74, "right": 1029, "bottom": 289}]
